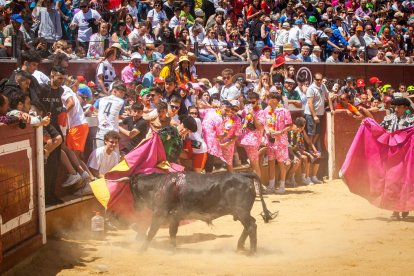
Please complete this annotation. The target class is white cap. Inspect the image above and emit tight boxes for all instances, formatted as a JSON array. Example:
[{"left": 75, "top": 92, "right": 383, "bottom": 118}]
[{"left": 131, "top": 52, "right": 142, "bottom": 60}]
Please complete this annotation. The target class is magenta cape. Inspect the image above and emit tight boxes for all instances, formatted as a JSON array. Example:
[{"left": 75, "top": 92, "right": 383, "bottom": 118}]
[
  {"left": 91, "top": 134, "right": 184, "bottom": 226},
  {"left": 341, "top": 118, "right": 414, "bottom": 211}
]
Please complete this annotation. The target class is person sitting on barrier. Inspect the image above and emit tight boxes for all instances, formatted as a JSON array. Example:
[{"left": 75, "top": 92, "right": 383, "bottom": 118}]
[
  {"left": 88, "top": 130, "right": 121, "bottom": 179},
  {"left": 6, "top": 92, "right": 50, "bottom": 127},
  {"left": 288, "top": 117, "right": 322, "bottom": 186}
]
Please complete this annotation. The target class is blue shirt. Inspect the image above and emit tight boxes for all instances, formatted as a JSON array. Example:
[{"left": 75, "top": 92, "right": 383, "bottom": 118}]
[
  {"left": 142, "top": 72, "right": 154, "bottom": 88},
  {"left": 327, "top": 23, "right": 348, "bottom": 50},
  {"left": 297, "top": 54, "right": 311, "bottom": 62},
  {"left": 54, "top": 0, "right": 69, "bottom": 16}
]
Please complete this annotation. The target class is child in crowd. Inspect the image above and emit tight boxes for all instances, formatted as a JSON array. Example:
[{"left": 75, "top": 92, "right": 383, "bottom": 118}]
[{"left": 288, "top": 117, "right": 321, "bottom": 186}]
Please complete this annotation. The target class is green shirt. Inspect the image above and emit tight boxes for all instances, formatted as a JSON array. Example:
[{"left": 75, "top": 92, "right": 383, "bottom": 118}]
[
  {"left": 159, "top": 126, "right": 183, "bottom": 163},
  {"left": 284, "top": 88, "right": 301, "bottom": 101}
]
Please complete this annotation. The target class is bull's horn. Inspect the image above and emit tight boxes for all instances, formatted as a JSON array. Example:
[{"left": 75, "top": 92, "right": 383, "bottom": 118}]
[{"left": 114, "top": 177, "right": 131, "bottom": 183}]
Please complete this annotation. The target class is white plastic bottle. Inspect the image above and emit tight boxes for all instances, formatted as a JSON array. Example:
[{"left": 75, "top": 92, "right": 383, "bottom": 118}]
[{"left": 91, "top": 211, "right": 105, "bottom": 239}]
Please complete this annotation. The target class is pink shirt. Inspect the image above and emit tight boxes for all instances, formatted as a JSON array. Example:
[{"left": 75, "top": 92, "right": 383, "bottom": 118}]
[
  {"left": 121, "top": 64, "right": 142, "bottom": 87},
  {"left": 201, "top": 109, "right": 225, "bottom": 158},
  {"left": 264, "top": 106, "right": 292, "bottom": 145},
  {"left": 239, "top": 106, "right": 265, "bottom": 147}
]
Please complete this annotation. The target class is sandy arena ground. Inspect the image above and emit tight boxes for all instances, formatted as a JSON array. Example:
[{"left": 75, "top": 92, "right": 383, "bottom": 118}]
[{"left": 6, "top": 179, "right": 414, "bottom": 275}]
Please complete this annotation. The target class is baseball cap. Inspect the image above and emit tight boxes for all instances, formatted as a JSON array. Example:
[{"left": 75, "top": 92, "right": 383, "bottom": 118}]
[
  {"left": 369, "top": 77, "right": 382, "bottom": 84},
  {"left": 131, "top": 52, "right": 142, "bottom": 60},
  {"left": 154, "top": 77, "right": 165, "bottom": 84},
  {"left": 356, "top": 26, "right": 363, "bottom": 31},
  {"left": 87, "top": 81, "right": 97, "bottom": 87},
  {"left": 11, "top": 14, "right": 24, "bottom": 23},
  {"left": 77, "top": 75, "right": 86, "bottom": 83}
]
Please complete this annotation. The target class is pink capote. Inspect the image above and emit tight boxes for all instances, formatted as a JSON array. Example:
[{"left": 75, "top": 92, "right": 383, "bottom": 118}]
[
  {"left": 104, "top": 134, "right": 184, "bottom": 226},
  {"left": 341, "top": 118, "right": 414, "bottom": 211}
]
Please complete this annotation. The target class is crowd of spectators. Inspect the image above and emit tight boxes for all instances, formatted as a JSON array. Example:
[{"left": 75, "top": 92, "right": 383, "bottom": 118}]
[{"left": 0, "top": 0, "right": 413, "bottom": 63}]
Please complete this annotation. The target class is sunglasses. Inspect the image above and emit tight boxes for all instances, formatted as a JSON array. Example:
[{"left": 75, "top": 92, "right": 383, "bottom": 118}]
[
  {"left": 315, "top": 78, "right": 323, "bottom": 81},
  {"left": 223, "top": 76, "right": 232, "bottom": 80},
  {"left": 154, "top": 4, "right": 161, "bottom": 7},
  {"left": 189, "top": 112, "right": 198, "bottom": 115},
  {"left": 170, "top": 105, "right": 180, "bottom": 110},
  {"left": 148, "top": 94, "right": 156, "bottom": 97},
  {"left": 248, "top": 100, "right": 257, "bottom": 104},
  {"left": 80, "top": 5, "right": 88, "bottom": 8}
]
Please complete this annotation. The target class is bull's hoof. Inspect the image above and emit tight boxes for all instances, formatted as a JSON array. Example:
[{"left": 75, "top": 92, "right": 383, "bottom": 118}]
[
  {"left": 139, "top": 244, "right": 149, "bottom": 253},
  {"left": 247, "top": 250, "right": 257, "bottom": 257}
]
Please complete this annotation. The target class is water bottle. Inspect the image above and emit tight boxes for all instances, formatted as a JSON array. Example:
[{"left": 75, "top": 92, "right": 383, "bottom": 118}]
[{"left": 91, "top": 212, "right": 105, "bottom": 239}]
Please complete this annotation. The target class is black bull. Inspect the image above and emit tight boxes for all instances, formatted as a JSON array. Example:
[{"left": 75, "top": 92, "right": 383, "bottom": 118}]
[{"left": 124, "top": 171, "right": 277, "bottom": 253}]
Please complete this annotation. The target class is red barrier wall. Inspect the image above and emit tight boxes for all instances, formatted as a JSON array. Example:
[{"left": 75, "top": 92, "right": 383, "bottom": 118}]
[
  {"left": 0, "top": 126, "right": 45, "bottom": 273},
  {"left": 328, "top": 111, "right": 386, "bottom": 179}
]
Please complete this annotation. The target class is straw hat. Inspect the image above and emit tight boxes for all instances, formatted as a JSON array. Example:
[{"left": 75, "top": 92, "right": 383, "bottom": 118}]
[
  {"left": 178, "top": 55, "right": 190, "bottom": 63},
  {"left": 111, "top": 43, "right": 123, "bottom": 51},
  {"left": 164, "top": 53, "right": 177, "bottom": 64},
  {"left": 283, "top": 43, "right": 293, "bottom": 51}
]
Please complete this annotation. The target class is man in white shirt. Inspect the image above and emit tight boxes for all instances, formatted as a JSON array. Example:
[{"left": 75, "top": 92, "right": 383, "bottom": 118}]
[
  {"left": 220, "top": 69, "right": 240, "bottom": 101},
  {"left": 275, "top": 22, "right": 290, "bottom": 55},
  {"left": 94, "top": 82, "right": 126, "bottom": 149},
  {"left": 88, "top": 131, "right": 120, "bottom": 178},
  {"left": 302, "top": 16, "right": 317, "bottom": 48},
  {"left": 128, "top": 22, "right": 153, "bottom": 47},
  {"left": 288, "top": 19, "right": 304, "bottom": 55},
  {"left": 304, "top": 72, "right": 328, "bottom": 147},
  {"left": 61, "top": 84, "right": 88, "bottom": 156},
  {"left": 70, "top": 0, "right": 101, "bottom": 52},
  {"left": 363, "top": 25, "right": 382, "bottom": 59}
]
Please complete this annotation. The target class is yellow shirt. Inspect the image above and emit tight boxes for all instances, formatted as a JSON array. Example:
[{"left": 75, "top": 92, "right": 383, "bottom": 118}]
[{"left": 159, "top": 66, "right": 171, "bottom": 80}]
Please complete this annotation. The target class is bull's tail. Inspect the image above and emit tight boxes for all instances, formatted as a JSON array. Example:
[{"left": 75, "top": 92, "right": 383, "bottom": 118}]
[{"left": 238, "top": 172, "right": 278, "bottom": 223}]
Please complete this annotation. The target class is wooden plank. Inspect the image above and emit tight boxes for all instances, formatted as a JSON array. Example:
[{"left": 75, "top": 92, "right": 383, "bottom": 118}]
[{"left": 0, "top": 234, "right": 43, "bottom": 274}]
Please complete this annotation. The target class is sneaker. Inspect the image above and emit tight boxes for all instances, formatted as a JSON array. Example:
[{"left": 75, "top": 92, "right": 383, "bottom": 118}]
[
  {"left": 81, "top": 171, "right": 90, "bottom": 180},
  {"left": 264, "top": 187, "right": 276, "bottom": 194},
  {"left": 290, "top": 178, "right": 298, "bottom": 187},
  {"left": 311, "top": 176, "right": 322, "bottom": 184},
  {"left": 74, "top": 182, "right": 93, "bottom": 196},
  {"left": 62, "top": 173, "right": 82, "bottom": 187},
  {"left": 302, "top": 177, "right": 314, "bottom": 186},
  {"left": 390, "top": 211, "right": 401, "bottom": 221},
  {"left": 276, "top": 186, "right": 285, "bottom": 194}
]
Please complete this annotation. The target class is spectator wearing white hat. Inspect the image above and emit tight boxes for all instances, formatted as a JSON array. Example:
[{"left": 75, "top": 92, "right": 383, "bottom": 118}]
[
  {"left": 310, "top": 46, "right": 322, "bottom": 62},
  {"left": 121, "top": 52, "right": 143, "bottom": 87}
]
